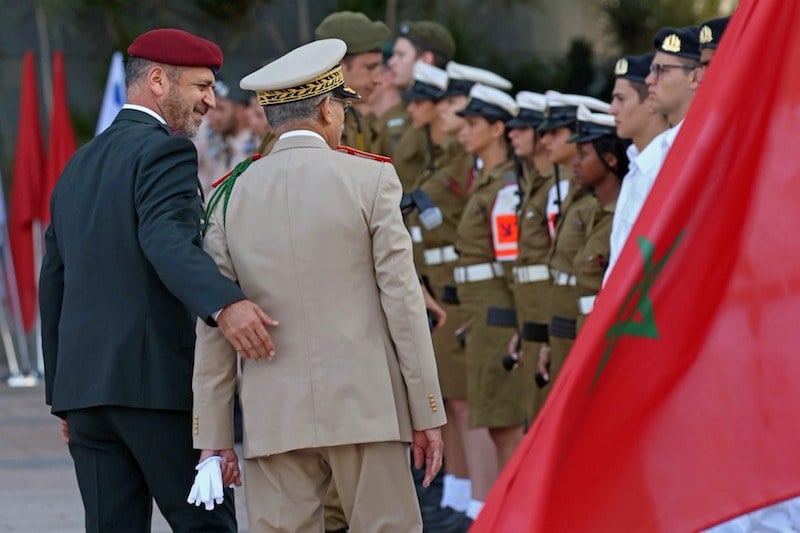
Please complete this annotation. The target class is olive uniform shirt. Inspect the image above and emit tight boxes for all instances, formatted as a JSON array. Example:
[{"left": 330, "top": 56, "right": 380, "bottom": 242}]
[
  {"left": 342, "top": 106, "right": 375, "bottom": 152},
  {"left": 393, "top": 126, "right": 429, "bottom": 192},
  {"left": 371, "top": 102, "right": 409, "bottom": 158}
]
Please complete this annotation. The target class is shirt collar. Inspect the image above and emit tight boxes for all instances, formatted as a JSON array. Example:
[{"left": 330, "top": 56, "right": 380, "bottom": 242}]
[
  {"left": 279, "top": 129, "right": 327, "bottom": 143},
  {"left": 122, "top": 104, "right": 167, "bottom": 125},
  {"left": 630, "top": 133, "right": 666, "bottom": 176},
  {"left": 662, "top": 119, "right": 684, "bottom": 150}
]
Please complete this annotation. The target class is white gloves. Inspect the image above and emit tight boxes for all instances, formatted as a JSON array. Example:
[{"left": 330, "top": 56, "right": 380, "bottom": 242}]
[{"left": 187, "top": 456, "right": 225, "bottom": 510}]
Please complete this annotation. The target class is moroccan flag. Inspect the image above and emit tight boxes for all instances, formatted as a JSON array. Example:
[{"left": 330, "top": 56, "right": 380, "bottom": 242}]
[
  {"left": 42, "top": 50, "right": 76, "bottom": 224},
  {"left": 8, "top": 51, "right": 45, "bottom": 332},
  {"left": 471, "top": 1, "right": 800, "bottom": 531}
]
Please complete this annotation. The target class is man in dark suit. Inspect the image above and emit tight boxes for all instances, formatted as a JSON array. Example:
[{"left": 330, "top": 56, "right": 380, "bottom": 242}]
[{"left": 39, "top": 28, "right": 278, "bottom": 532}]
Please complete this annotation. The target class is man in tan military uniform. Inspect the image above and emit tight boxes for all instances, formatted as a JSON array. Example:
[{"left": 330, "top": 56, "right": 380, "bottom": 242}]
[
  {"left": 192, "top": 38, "right": 445, "bottom": 533},
  {"left": 314, "top": 11, "right": 389, "bottom": 152},
  {"left": 387, "top": 21, "right": 456, "bottom": 190}
]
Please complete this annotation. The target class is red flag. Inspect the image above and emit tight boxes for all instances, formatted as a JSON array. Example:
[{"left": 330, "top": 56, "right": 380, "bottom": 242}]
[
  {"left": 8, "top": 51, "right": 45, "bottom": 332},
  {"left": 41, "top": 50, "right": 76, "bottom": 224},
  {"left": 472, "top": 1, "right": 800, "bottom": 531}
]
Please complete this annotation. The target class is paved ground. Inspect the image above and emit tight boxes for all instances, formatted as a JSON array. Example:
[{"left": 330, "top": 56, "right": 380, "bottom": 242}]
[{"left": 0, "top": 378, "right": 249, "bottom": 532}]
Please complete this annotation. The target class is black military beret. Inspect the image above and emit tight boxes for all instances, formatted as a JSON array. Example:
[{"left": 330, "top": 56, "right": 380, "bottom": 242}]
[
  {"left": 654, "top": 26, "right": 701, "bottom": 61},
  {"left": 614, "top": 53, "right": 654, "bottom": 84},
  {"left": 699, "top": 17, "right": 730, "bottom": 51}
]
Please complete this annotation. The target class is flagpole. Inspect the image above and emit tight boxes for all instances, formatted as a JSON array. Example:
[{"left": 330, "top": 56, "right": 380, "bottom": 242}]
[
  {"left": 1, "top": 225, "right": 35, "bottom": 386},
  {"left": 32, "top": 219, "right": 44, "bottom": 377}
]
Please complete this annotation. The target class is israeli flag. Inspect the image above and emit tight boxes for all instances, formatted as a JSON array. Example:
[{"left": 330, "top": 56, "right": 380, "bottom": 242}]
[{"left": 94, "top": 51, "right": 126, "bottom": 136}]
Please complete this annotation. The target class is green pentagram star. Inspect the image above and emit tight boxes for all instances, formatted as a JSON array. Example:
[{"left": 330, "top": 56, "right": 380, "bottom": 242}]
[{"left": 592, "top": 230, "right": 685, "bottom": 387}]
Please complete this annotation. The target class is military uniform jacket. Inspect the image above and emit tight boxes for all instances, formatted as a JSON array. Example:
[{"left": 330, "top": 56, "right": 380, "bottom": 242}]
[
  {"left": 39, "top": 108, "right": 245, "bottom": 416},
  {"left": 371, "top": 102, "right": 409, "bottom": 158},
  {"left": 455, "top": 159, "right": 518, "bottom": 266},
  {"left": 342, "top": 106, "right": 375, "bottom": 153},
  {"left": 415, "top": 137, "right": 473, "bottom": 251},
  {"left": 515, "top": 163, "right": 554, "bottom": 266},
  {"left": 548, "top": 187, "right": 599, "bottom": 275},
  {"left": 574, "top": 199, "right": 615, "bottom": 294},
  {"left": 393, "top": 126, "right": 429, "bottom": 192},
  {"left": 192, "top": 133, "right": 446, "bottom": 457}
]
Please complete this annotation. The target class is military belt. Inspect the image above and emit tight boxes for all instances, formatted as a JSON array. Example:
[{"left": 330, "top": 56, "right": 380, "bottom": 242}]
[
  {"left": 550, "top": 315, "right": 577, "bottom": 340},
  {"left": 453, "top": 262, "right": 504, "bottom": 283},
  {"left": 512, "top": 264, "right": 549, "bottom": 284},
  {"left": 409, "top": 225, "right": 423, "bottom": 243},
  {"left": 578, "top": 295, "right": 597, "bottom": 315},
  {"left": 424, "top": 245, "right": 458, "bottom": 265},
  {"left": 550, "top": 268, "right": 577, "bottom": 287},
  {"left": 486, "top": 307, "right": 518, "bottom": 328},
  {"left": 521, "top": 321, "right": 549, "bottom": 342}
]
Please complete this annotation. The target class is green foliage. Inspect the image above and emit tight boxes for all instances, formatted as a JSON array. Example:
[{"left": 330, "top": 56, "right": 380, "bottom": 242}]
[{"left": 600, "top": 0, "right": 734, "bottom": 54}]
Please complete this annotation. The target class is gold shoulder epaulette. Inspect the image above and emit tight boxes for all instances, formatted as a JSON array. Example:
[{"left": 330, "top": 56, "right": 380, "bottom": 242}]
[{"left": 335, "top": 145, "right": 393, "bottom": 164}]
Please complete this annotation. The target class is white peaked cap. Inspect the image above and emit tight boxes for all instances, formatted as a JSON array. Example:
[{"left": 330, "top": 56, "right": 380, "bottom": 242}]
[
  {"left": 413, "top": 61, "right": 448, "bottom": 91},
  {"left": 446, "top": 61, "right": 512, "bottom": 90}
]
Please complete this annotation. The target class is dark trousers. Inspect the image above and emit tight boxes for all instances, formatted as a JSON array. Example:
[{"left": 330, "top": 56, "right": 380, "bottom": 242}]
[{"left": 66, "top": 406, "right": 237, "bottom": 533}]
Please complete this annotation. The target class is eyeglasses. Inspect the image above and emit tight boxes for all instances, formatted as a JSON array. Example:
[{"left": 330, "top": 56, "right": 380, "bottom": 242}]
[
  {"left": 649, "top": 63, "right": 695, "bottom": 80},
  {"left": 330, "top": 96, "right": 352, "bottom": 113}
]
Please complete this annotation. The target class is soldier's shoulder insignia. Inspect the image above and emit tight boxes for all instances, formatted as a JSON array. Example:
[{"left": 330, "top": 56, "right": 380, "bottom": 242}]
[
  {"left": 211, "top": 153, "right": 263, "bottom": 189},
  {"left": 335, "top": 145, "right": 393, "bottom": 164}
]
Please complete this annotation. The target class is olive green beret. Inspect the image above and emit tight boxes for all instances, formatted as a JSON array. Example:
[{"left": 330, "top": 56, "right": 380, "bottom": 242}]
[
  {"left": 398, "top": 21, "right": 456, "bottom": 60},
  {"left": 314, "top": 11, "right": 390, "bottom": 54}
]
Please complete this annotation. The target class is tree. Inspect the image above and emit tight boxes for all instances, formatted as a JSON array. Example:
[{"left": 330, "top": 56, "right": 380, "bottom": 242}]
[{"left": 600, "top": 0, "right": 734, "bottom": 54}]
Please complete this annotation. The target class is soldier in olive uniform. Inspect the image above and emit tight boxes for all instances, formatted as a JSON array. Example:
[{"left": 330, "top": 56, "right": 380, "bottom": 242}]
[
  {"left": 405, "top": 62, "right": 476, "bottom": 524},
  {"left": 314, "top": 11, "right": 389, "bottom": 152},
  {"left": 566, "top": 108, "right": 629, "bottom": 334},
  {"left": 502, "top": 92, "right": 554, "bottom": 417},
  {"left": 387, "top": 21, "right": 456, "bottom": 190},
  {"left": 452, "top": 84, "right": 528, "bottom": 521},
  {"left": 536, "top": 93, "right": 609, "bottom": 393}
]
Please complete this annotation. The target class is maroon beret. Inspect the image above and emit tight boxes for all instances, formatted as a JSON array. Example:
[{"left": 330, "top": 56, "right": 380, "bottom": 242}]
[{"left": 127, "top": 28, "right": 223, "bottom": 71}]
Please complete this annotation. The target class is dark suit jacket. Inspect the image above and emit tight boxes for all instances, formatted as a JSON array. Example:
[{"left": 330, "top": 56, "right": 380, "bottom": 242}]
[{"left": 40, "top": 108, "right": 245, "bottom": 416}]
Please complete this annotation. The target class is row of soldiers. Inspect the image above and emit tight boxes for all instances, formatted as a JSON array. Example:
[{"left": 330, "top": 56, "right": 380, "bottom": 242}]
[{"left": 204, "top": 10, "right": 731, "bottom": 532}]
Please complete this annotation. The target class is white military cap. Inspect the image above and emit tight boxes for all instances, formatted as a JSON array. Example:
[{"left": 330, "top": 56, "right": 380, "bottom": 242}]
[
  {"left": 539, "top": 91, "right": 609, "bottom": 132},
  {"left": 240, "top": 38, "right": 360, "bottom": 105},
  {"left": 506, "top": 91, "right": 547, "bottom": 128},
  {"left": 569, "top": 105, "right": 617, "bottom": 143},
  {"left": 404, "top": 61, "right": 448, "bottom": 101},
  {"left": 444, "top": 61, "right": 512, "bottom": 96},
  {"left": 456, "top": 83, "right": 519, "bottom": 121}
]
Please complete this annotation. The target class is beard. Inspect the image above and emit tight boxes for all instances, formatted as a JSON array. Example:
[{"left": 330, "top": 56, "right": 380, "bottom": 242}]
[{"left": 163, "top": 84, "right": 208, "bottom": 137}]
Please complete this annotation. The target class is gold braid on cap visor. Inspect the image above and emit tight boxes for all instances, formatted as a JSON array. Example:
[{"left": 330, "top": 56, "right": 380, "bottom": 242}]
[{"left": 256, "top": 65, "right": 346, "bottom": 105}]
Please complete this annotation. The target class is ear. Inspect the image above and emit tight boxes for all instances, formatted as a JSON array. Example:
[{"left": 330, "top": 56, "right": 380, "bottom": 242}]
[
  {"left": 419, "top": 50, "right": 436, "bottom": 65},
  {"left": 689, "top": 66, "right": 703, "bottom": 90},
  {"left": 489, "top": 119, "right": 506, "bottom": 139},
  {"left": 319, "top": 96, "right": 334, "bottom": 126},
  {"left": 147, "top": 66, "right": 168, "bottom": 97},
  {"left": 602, "top": 151, "right": 618, "bottom": 170}
]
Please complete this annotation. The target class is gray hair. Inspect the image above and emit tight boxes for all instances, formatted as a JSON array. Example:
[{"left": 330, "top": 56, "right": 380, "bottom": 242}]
[
  {"left": 125, "top": 56, "right": 179, "bottom": 88},
  {"left": 263, "top": 91, "right": 331, "bottom": 129}
]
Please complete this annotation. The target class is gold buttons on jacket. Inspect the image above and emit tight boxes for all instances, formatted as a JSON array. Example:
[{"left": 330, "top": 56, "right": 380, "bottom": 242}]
[
  {"left": 193, "top": 415, "right": 199, "bottom": 435},
  {"left": 428, "top": 394, "right": 438, "bottom": 412}
]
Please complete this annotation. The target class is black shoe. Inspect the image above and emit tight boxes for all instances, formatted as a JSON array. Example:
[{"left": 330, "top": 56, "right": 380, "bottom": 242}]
[{"left": 422, "top": 506, "right": 472, "bottom": 533}]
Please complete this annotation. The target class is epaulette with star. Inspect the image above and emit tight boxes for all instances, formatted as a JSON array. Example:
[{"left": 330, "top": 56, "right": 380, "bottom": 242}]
[
  {"left": 203, "top": 153, "right": 262, "bottom": 232},
  {"left": 335, "top": 145, "right": 393, "bottom": 164}
]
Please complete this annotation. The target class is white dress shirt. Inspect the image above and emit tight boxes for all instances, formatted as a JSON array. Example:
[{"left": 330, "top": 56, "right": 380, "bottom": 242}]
[{"left": 603, "top": 119, "right": 684, "bottom": 285}]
